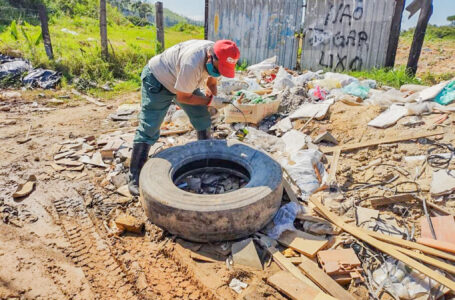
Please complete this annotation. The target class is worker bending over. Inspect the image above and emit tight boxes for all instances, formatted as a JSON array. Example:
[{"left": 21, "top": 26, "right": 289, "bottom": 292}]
[{"left": 129, "top": 39, "right": 240, "bottom": 196}]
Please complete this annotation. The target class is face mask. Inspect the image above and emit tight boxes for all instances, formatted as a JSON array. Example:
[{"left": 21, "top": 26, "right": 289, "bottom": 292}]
[{"left": 206, "top": 56, "right": 221, "bottom": 77}]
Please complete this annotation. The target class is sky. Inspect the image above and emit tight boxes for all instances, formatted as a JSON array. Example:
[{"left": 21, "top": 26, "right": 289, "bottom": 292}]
[{"left": 151, "top": 0, "right": 454, "bottom": 29}]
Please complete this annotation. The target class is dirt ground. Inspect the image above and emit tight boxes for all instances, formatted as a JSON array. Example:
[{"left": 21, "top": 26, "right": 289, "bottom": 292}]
[
  {"left": 1, "top": 80, "right": 455, "bottom": 299},
  {"left": 395, "top": 38, "right": 455, "bottom": 76}
]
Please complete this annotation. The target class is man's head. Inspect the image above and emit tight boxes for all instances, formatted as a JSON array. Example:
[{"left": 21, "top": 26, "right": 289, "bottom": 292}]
[{"left": 209, "top": 40, "right": 240, "bottom": 78}]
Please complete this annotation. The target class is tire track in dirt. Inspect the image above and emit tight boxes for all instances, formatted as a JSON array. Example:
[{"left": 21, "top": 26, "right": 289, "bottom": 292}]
[{"left": 53, "top": 195, "right": 139, "bottom": 300}]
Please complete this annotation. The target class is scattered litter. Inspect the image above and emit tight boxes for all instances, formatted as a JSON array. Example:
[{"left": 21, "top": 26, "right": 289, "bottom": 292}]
[
  {"left": 232, "top": 238, "right": 262, "bottom": 270},
  {"left": 12, "top": 175, "right": 37, "bottom": 199},
  {"left": 434, "top": 80, "right": 455, "bottom": 105},
  {"left": 342, "top": 81, "right": 370, "bottom": 99},
  {"left": 430, "top": 169, "right": 455, "bottom": 196},
  {"left": 229, "top": 278, "right": 248, "bottom": 294},
  {"left": 373, "top": 258, "right": 443, "bottom": 299},
  {"left": 61, "top": 28, "right": 78, "bottom": 35},
  {"left": 289, "top": 101, "right": 333, "bottom": 121},
  {"left": 22, "top": 69, "right": 62, "bottom": 89},
  {"left": 313, "top": 131, "right": 338, "bottom": 145},
  {"left": 266, "top": 202, "right": 305, "bottom": 239}
]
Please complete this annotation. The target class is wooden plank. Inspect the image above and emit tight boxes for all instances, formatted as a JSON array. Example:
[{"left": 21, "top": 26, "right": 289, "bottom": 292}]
[
  {"left": 310, "top": 194, "right": 455, "bottom": 291},
  {"left": 362, "top": 228, "right": 455, "bottom": 262},
  {"left": 283, "top": 176, "right": 300, "bottom": 203},
  {"left": 278, "top": 230, "right": 329, "bottom": 258},
  {"left": 267, "top": 271, "right": 321, "bottom": 300},
  {"left": 327, "top": 149, "right": 341, "bottom": 185},
  {"left": 395, "top": 247, "right": 455, "bottom": 275},
  {"left": 321, "top": 129, "right": 445, "bottom": 154},
  {"left": 370, "top": 193, "right": 416, "bottom": 208},
  {"left": 298, "top": 257, "right": 356, "bottom": 300}
]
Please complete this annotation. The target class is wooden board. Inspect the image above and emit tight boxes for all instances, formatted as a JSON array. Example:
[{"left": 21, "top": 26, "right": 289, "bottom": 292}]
[
  {"left": 362, "top": 228, "right": 455, "bottom": 262},
  {"left": 320, "top": 129, "right": 445, "bottom": 154},
  {"left": 395, "top": 247, "right": 455, "bottom": 275},
  {"left": 298, "top": 257, "right": 356, "bottom": 300},
  {"left": 370, "top": 194, "right": 416, "bottom": 207},
  {"left": 267, "top": 271, "right": 320, "bottom": 300},
  {"left": 327, "top": 149, "right": 341, "bottom": 185},
  {"left": 278, "top": 230, "right": 329, "bottom": 258},
  {"left": 310, "top": 194, "right": 455, "bottom": 291}
]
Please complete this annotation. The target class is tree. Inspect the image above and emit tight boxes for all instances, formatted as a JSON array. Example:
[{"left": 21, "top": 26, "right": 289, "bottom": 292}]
[
  {"left": 100, "top": 0, "right": 108, "bottom": 59},
  {"left": 448, "top": 15, "right": 455, "bottom": 26}
]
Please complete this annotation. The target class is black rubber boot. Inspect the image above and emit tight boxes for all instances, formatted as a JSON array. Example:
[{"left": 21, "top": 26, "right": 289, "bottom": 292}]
[
  {"left": 128, "top": 142, "right": 151, "bottom": 196},
  {"left": 197, "top": 129, "right": 211, "bottom": 140}
]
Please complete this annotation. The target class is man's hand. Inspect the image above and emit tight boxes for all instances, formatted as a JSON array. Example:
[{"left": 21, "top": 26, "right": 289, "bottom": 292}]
[{"left": 209, "top": 96, "right": 231, "bottom": 109}]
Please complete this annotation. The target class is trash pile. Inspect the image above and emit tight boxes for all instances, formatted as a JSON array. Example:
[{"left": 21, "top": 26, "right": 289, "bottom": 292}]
[
  {"left": 0, "top": 54, "right": 61, "bottom": 89},
  {"left": 4, "top": 54, "right": 455, "bottom": 299}
]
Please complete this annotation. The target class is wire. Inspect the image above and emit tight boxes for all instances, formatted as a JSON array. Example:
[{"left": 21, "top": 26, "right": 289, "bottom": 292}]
[{"left": 427, "top": 143, "right": 454, "bottom": 169}]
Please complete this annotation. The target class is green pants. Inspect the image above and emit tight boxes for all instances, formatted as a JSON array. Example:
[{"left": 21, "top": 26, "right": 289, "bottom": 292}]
[{"left": 134, "top": 65, "right": 211, "bottom": 145}]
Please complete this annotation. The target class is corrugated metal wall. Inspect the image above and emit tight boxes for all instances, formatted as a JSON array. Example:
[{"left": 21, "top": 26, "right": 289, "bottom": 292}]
[
  {"left": 301, "top": 0, "right": 396, "bottom": 71},
  {"left": 207, "top": 0, "right": 303, "bottom": 69}
]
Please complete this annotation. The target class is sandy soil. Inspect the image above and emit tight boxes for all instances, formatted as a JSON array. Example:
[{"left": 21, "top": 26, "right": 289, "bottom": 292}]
[{"left": 1, "top": 82, "right": 454, "bottom": 299}]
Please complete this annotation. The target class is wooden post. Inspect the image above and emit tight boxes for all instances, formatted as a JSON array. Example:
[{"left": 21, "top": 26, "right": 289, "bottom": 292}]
[
  {"left": 385, "top": 0, "right": 405, "bottom": 68},
  {"left": 406, "top": 0, "right": 433, "bottom": 76},
  {"left": 204, "top": 0, "right": 209, "bottom": 40},
  {"left": 38, "top": 4, "right": 53, "bottom": 60},
  {"left": 100, "top": 0, "right": 108, "bottom": 59},
  {"left": 155, "top": 1, "right": 164, "bottom": 53}
]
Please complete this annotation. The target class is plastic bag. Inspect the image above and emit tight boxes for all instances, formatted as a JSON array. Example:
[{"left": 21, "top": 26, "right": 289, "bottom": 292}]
[
  {"left": 247, "top": 56, "right": 277, "bottom": 72},
  {"left": 308, "top": 78, "right": 342, "bottom": 90},
  {"left": 309, "top": 86, "right": 328, "bottom": 101},
  {"left": 243, "top": 77, "right": 262, "bottom": 91},
  {"left": 266, "top": 202, "right": 305, "bottom": 239},
  {"left": 242, "top": 126, "right": 286, "bottom": 154},
  {"left": 218, "top": 77, "right": 249, "bottom": 95},
  {"left": 273, "top": 67, "right": 295, "bottom": 91},
  {"left": 324, "top": 72, "right": 357, "bottom": 87},
  {"left": 0, "top": 60, "right": 32, "bottom": 79},
  {"left": 434, "top": 80, "right": 455, "bottom": 105},
  {"left": 364, "top": 88, "right": 409, "bottom": 107},
  {"left": 284, "top": 149, "right": 326, "bottom": 199},
  {"left": 373, "top": 258, "right": 442, "bottom": 299},
  {"left": 22, "top": 68, "right": 62, "bottom": 89},
  {"left": 342, "top": 81, "right": 370, "bottom": 99},
  {"left": 292, "top": 70, "right": 323, "bottom": 86}
]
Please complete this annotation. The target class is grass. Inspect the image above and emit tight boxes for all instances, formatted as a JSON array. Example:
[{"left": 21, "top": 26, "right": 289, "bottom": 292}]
[
  {"left": 401, "top": 25, "right": 455, "bottom": 41},
  {"left": 0, "top": 15, "right": 202, "bottom": 93},
  {"left": 346, "top": 66, "right": 421, "bottom": 88}
]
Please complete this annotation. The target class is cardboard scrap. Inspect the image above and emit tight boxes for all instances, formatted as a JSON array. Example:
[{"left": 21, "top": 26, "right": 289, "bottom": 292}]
[
  {"left": 232, "top": 238, "right": 262, "bottom": 270},
  {"left": 278, "top": 230, "right": 329, "bottom": 258},
  {"left": 13, "top": 175, "right": 37, "bottom": 199}
]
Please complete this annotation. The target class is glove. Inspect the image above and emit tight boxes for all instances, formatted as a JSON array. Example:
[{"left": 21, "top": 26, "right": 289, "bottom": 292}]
[{"left": 208, "top": 96, "right": 231, "bottom": 109}]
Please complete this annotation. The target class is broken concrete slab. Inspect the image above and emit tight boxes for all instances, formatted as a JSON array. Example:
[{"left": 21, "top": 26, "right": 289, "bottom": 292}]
[
  {"left": 101, "top": 139, "right": 124, "bottom": 159},
  {"left": 55, "top": 158, "right": 83, "bottom": 167},
  {"left": 232, "top": 238, "right": 262, "bottom": 270},
  {"left": 79, "top": 151, "right": 107, "bottom": 168},
  {"left": 355, "top": 206, "right": 379, "bottom": 227},
  {"left": 431, "top": 169, "right": 455, "bottom": 196},
  {"left": 313, "top": 131, "right": 338, "bottom": 145},
  {"left": 368, "top": 104, "right": 408, "bottom": 128},
  {"left": 111, "top": 173, "right": 128, "bottom": 188},
  {"left": 116, "top": 185, "right": 132, "bottom": 197},
  {"left": 289, "top": 101, "right": 333, "bottom": 121}
]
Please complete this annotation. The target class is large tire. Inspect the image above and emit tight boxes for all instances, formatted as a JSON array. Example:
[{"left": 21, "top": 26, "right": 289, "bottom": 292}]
[{"left": 140, "top": 139, "right": 283, "bottom": 242}]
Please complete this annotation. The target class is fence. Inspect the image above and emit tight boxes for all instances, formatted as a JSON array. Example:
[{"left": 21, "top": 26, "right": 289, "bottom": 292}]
[
  {"left": 207, "top": 0, "right": 303, "bottom": 69},
  {"left": 207, "top": 0, "right": 404, "bottom": 72}
]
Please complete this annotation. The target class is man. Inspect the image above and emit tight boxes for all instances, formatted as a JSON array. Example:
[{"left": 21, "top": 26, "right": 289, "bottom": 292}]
[{"left": 128, "top": 39, "right": 240, "bottom": 196}]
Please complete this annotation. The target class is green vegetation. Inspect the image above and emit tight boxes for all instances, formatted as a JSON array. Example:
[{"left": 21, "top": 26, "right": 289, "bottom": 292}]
[
  {"left": 346, "top": 66, "right": 421, "bottom": 88},
  {"left": 401, "top": 25, "right": 455, "bottom": 41},
  {"left": 0, "top": 0, "right": 203, "bottom": 92}
]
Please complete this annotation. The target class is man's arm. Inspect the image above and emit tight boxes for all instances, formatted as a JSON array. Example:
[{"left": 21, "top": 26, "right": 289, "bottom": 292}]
[
  {"left": 206, "top": 76, "right": 218, "bottom": 97},
  {"left": 176, "top": 92, "right": 211, "bottom": 106}
]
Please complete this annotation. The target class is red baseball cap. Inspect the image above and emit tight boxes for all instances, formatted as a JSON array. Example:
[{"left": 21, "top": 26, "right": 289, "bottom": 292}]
[{"left": 213, "top": 40, "right": 240, "bottom": 78}]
